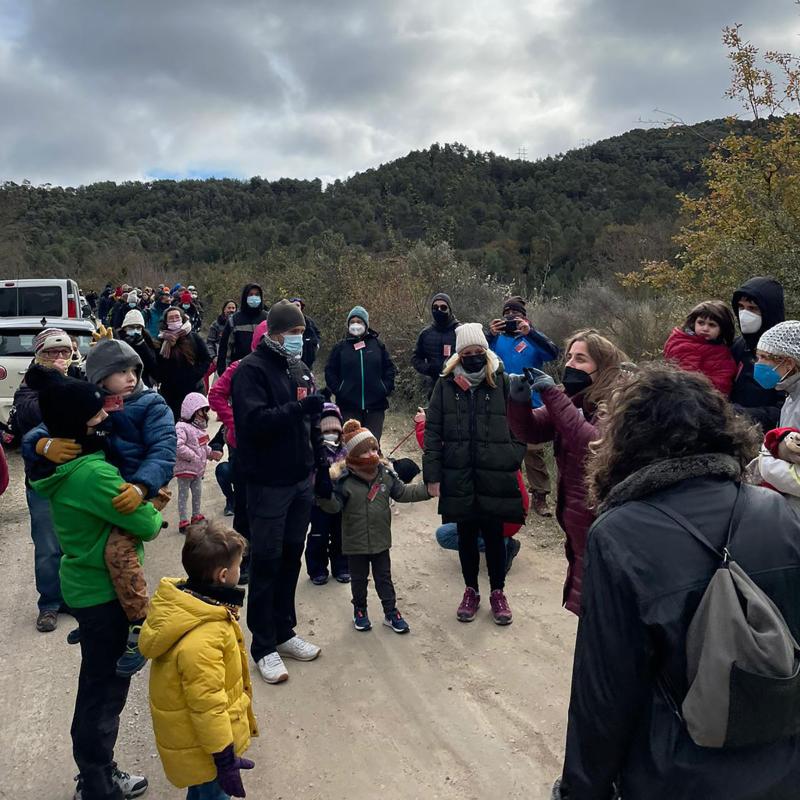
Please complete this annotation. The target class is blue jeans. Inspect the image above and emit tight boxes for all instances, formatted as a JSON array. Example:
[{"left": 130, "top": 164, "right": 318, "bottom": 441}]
[
  {"left": 436, "top": 523, "right": 511, "bottom": 555},
  {"left": 26, "top": 487, "right": 63, "bottom": 612},
  {"left": 187, "top": 780, "right": 229, "bottom": 799}
]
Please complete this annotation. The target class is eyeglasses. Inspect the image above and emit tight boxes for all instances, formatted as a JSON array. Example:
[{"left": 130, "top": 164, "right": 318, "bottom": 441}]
[
  {"left": 432, "top": 304, "right": 449, "bottom": 312},
  {"left": 40, "top": 348, "right": 72, "bottom": 359}
]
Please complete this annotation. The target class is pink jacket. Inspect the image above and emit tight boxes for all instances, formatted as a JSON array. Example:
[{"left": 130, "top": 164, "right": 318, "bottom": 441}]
[
  {"left": 0, "top": 443, "right": 8, "bottom": 496},
  {"left": 208, "top": 359, "right": 240, "bottom": 448},
  {"left": 175, "top": 421, "right": 212, "bottom": 478}
]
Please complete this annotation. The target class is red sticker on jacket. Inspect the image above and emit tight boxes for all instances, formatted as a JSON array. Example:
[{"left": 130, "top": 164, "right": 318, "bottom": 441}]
[
  {"left": 443, "top": 344, "right": 451, "bottom": 357},
  {"left": 197, "top": 434, "right": 209, "bottom": 446},
  {"left": 102, "top": 394, "right": 124, "bottom": 412},
  {"left": 454, "top": 374, "right": 471, "bottom": 391},
  {"left": 514, "top": 340, "right": 528, "bottom": 353},
  {"left": 367, "top": 483, "right": 381, "bottom": 501},
  {"left": 354, "top": 341, "right": 366, "bottom": 351},
  {"left": 297, "top": 386, "right": 308, "bottom": 401}
]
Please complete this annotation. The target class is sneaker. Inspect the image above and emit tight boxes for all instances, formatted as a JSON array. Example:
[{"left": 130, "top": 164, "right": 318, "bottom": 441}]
[
  {"left": 255, "top": 651, "right": 289, "bottom": 684},
  {"left": 490, "top": 590, "right": 513, "bottom": 625},
  {"left": 190, "top": 514, "right": 206, "bottom": 524},
  {"left": 456, "top": 587, "right": 480, "bottom": 622},
  {"left": 74, "top": 765, "right": 148, "bottom": 799},
  {"left": 36, "top": 609, "right": 58, "bottom": 632},
  {"left": 178, "top": 519, "right": 190, "bottom": 533},
  {"left": 531, "top": 492, "right": 553, "bottom": 517},
  {"left": 116, "top": 643, "right": 146, "bottom": 677},
  {"left": 310, "top": 574, "right": 329, "bottom": 586},
  {"left": 334, "top": 572, "right": 351, "bottom": 583},
  {"left": 276, "top": 635, "right": 321, "bottom": 661},
  {"left": 67, "top": 627, "right": 81, "bottom": 645},
  {"left": 223, "top": 501, "right": 235, "bottom": 516},
  {"left": 383, "top": 609, "right": 410, "bottom": 634},
  {"left": 353, "top": 607, "right": 372, "bottom": 631},
  {"left": 505, "top": 537, "right": 521, "bottom": 575}
]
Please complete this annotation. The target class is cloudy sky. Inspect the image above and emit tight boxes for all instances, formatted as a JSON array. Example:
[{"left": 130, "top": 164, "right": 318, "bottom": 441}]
[{"left": 0, "top": 0, "right": 796, "bottom": 187}]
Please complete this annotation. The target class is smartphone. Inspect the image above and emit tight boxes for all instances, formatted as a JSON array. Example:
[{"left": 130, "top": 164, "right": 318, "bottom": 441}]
[
  {"left": 102, "top": 394, "right": 124, "bottom": 412},
  {"left": 505, "top": 319, "right": 519, "bottom": 334}
]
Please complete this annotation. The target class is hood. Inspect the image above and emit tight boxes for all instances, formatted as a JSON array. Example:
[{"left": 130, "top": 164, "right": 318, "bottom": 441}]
[
  {"left": 251, "top": 319, "right": 268, "bottom": 351},
  {"left": 180, "top": 391, "right": 210, "bottom": 421},
  {"left": 139, "top": 578, "right": 232, "bottom": 659},
  {"left": 732, "top": 277, "right": 785, "bottom": 350},
  {"left": 239, "top": 283, "right": 264, "bottom": 316},
  {"left": 30, "top": 452, "right": 105, "bottom": 498},
  {"left": 85, "top": 339, "right": 143, "bottom": 385}
]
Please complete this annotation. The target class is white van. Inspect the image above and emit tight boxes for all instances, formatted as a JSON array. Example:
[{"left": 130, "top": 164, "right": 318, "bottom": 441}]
[{"left": 0, "top": 278, "right": 85, "bottom": 319}]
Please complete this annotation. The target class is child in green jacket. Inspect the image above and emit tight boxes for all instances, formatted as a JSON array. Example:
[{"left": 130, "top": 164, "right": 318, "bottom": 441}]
[{"left": 316, "top": 419, "right": 430, "bottom": 633}]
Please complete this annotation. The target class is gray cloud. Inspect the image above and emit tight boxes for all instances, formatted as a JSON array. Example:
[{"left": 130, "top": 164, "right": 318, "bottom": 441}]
[{"left": 0, "top": 0, "right": 797, "bottom": 186}]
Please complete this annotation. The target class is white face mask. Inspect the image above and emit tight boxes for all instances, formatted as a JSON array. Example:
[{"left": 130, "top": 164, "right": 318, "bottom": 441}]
[
  {"left": 323, "top": 432, "right": 340, "bottom": 444},
  {"left": 739, "top": 309, "right": 762, "bottom": 335},
  {"left": 126, "top": 327, "right": 142, "bottom": 337},
  {"left": 349, "top": 323, "right": 366, "bottom": 337}
]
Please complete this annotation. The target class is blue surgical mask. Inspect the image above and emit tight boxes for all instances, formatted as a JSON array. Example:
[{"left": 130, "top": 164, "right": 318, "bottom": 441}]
[
  {"left": 128, "top": 302, "right": 137, "bottom": 308},
  {"left": 182, "top": 303, "right": 190, "bottom": 310},
  {"left": 754, "top": 362, "right": 784, "bottom": 390},
  {"left": 246, "top": 295, "right": 262, "bottom": 309},
  {"left": 282, "top": 333, "right": 303, "bottom": 356}
]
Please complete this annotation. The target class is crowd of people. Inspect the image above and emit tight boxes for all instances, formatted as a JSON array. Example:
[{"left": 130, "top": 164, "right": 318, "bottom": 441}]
[{"left": 4, "top": 274, "right": 800, "bottom": 799}]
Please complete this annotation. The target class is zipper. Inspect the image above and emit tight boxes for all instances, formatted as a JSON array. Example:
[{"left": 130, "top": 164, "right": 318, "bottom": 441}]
[
  {"left": 482, "top": 391, "right": 491, "bottom": 449},
  {"left": 455, "top": 390, "right": 463, "bottom": 442},
  {"left": 359, "top": 349, "right": 365, "bottom": 410},
  {"left": 469, "top": 389, "right": 478, "bottom": 465}
]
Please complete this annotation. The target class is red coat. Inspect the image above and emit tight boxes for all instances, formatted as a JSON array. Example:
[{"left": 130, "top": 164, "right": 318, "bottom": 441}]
[
  {"left": 663, "top": 327, "right": 738, "bottom": 396},
  {"left": 508, "top": 387, "right": 597, "bottom": 615},
  {"left": 0, "top": 443, "right": 8, "bottom": 496}
]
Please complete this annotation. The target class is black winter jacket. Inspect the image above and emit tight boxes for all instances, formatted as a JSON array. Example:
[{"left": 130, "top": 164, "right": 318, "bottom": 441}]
[
  {"left": 302, "top": 314, "right": 321, "bottom": 369},
  {"left": 115, "top": 330, "right": 158, "bottom": 387},
  {"left": 231, "top": 344, "right": 324, "bottom": 487},
  {"left": 560, "top": 454, "right": 800, "bottom": 800},
  {"left": 412, "top": 318, "right": 460, "bottom": 384},
  {"left": 325, "top": 329, "right": 396, "bottom": 412},
  {"left": 155, "top": 332, "right": 211, "bottom": 418},
  {"left": 730, "top": 277, "right": 785, "bottom": 429},
  {"left": 216, "top": 283, "right": 267, "bottom": 375}
]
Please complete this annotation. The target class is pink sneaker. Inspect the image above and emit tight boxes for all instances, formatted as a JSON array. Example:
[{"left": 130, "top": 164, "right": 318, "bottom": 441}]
[
  {"left": 490, "top": 590, "right": 512, "bottom": 625},
  {"left": 457, "top": 587, "right": 480, "bottom": 622},
  {"left": 190, "top": 514, "right": 206, "bottom": 524}
]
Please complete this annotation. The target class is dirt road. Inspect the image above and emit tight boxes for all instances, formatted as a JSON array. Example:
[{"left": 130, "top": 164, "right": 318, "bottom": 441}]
[{"left": 0, "top": 424, "right": 576, "bottom": 800}]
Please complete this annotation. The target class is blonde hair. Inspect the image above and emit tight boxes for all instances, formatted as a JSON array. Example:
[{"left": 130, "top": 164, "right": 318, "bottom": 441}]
[{"left": 441, "top": 350, "right": 498, "bottom": 388}]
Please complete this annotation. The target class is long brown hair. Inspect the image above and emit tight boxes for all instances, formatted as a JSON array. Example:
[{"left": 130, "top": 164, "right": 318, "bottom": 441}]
[
  {"left": 160, "top": 308, "right": 197, "bottom": 365},
  {"left": 564, "top": 329, "right": 630, "bottom": 410}
]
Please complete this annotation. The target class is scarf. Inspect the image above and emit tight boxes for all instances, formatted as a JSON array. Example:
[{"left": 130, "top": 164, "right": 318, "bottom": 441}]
[
  {"left": 454, "top": 363, "right": 486, "bottom": 388},
  {"left": 158, "top": 320, "right": 192, "bottom": 357},
  {"left": 181, "top": 579, "right": 245, "bottom": 615},
  {"left": 261, "top": 336, "right": 317, "bottom": 390}
]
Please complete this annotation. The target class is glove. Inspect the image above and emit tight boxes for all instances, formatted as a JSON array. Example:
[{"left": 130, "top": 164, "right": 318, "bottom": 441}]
[
  {"left": 91, "top": 324, "right": 114, "bottom": 344},
  {"left": 112, "top": 483, "right": 147, "bottom": 514},
  {"left": 508, "top": 374, "right": 532, "bottom": 405},
  {"left": 298, "top": 393, "right": 325, "bottom": 416},
  {"left": 35, "top": 437, "right": 82, "bottom": 464},
  {"left": 524, "top": 367, "right": 556, "bottom": 393},
  {"left": 315, "top": 465, "right": 333, "bottom": 499},
  {"left": 150, "top": 488, "right": 172, "bottom": 512},
  {"left": 213, "top": 744, "right": 255, "bottom": 798}
]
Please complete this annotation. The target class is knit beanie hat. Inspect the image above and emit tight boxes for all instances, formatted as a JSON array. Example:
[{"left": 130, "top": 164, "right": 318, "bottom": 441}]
[
  {"left": 122, "top": 309, "right": 145, "bottom": 328},
  {"left": 757, "top": 321, "right": 800, "bottom": 363},
  {"left": 179, "top": 290, "right": 193, "bottom": 305},
  {"left": 347, "top": 306, "right": 369, "bottom": 327},
  {"left": 290, "top": 297, "right": 305, "bottom": 309},
  {"left": 764, "top": 427, "right": 800, "bottom": 458},
  {"left": 26, "top": 369, "right": 104, "bottom": 441},
  {"left": 126, "top": 291, "right": 139, "bottom": 305},
  {"left": 320, "top": 402, "right": 343, "bottom": 435},
  {"left": 33, "top": 328, "right": 71, "bottom": 354},
  {"left": 455, "top": 322, "right": 489, "bottom": 353},
  {"left": 267, "top": 299, "right": 305, "bottom": 335},
  {"left": 85, "top": 338, "right": 143, "bottom": 385},
  {"left": 503, "top": 295, "right": 527, "bottom": 316},
  {"left": 343, "top": 419, "right": 379, "bottom": 459},
  {"left": 431, "top": 292, "right": 452, "bottom": 309}
]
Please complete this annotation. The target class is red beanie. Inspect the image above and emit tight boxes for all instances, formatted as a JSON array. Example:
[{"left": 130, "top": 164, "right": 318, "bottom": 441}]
[{"left": 764, "top": 427, "right": 800, "bottom": 457}]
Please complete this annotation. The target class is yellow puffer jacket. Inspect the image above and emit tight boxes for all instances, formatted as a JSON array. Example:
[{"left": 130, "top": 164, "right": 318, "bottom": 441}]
[{"left": 139, "top": 578, "right": 258, "bottom": 788}]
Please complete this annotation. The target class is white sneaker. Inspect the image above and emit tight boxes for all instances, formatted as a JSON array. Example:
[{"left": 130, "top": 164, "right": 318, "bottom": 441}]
[
  {"left": 74, "top": 765, "right": 148, "bottom": 799},
  {"left": 276, "top": 635, "right": 321, "bottom": 661},
  {"left": 256, "top": 651, "right": 289, "bottom": 683}
]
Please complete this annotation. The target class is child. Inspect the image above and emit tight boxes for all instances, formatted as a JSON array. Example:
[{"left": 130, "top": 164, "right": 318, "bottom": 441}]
[
  {"left": 27, "top": 338, "right": 176, "bottom": 676},
  {"left": 175, "top": 392, "right": 213, "bottom": 533},
  {"left": 305, "top": 403, "right": 350, "bottom": 585},
  {"left": 140, "top": 522, "right": 258, "bottom": 799},
  {"left": 316, "top": 419, "right": 431, "bottom": 633},
  {"left": 663, "top": 300, "right": 738, "bottom": 396}
]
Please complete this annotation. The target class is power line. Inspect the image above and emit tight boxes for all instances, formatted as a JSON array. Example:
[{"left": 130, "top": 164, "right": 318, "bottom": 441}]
[{"left": 517, "top": 146, "right": 527, "bottom": 161}]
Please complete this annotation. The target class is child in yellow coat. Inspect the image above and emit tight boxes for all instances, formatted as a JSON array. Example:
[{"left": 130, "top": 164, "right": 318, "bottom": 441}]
[{"left": 140, "top": 522, "right": 258, "bottom": 799}]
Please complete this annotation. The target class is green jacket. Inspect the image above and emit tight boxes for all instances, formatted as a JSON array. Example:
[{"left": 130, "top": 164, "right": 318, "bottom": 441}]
[
  {"left": 318, "top": 463, "right": 430, "bottom": 555},
  {"left": 423, "top": 365, "right": 526, "bottom": 523},
  {"left": 30, "top": 452, "right": 163, "bottom": 608}
]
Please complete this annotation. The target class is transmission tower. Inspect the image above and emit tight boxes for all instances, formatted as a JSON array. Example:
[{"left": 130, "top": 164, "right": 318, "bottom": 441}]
[{"left": 517, "top": 146, "right": 527, "bottom": 161}]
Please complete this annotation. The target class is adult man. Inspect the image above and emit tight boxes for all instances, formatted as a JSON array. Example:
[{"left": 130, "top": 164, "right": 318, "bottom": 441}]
[
  {"left": 232, "top": 299, "right": 325, "bottom": 684},
  {"left": 290, "top": 297, "right": 321, "bottom": 368},
  {"left": 147, "top": 288, "right": 173, "bottom": 339},
  {"left": 412, "top": 292, "right": 460, "bottom": 397},
  {"left": 488, "top": 295, "right": 559, "bottom": 516},
  {"left": 217, "top": 283, "right": 268, "bottom": 374}
]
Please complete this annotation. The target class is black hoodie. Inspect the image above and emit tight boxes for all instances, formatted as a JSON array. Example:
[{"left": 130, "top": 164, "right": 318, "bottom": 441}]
[
  {"left": 730, "top": 276, "right": 786, "bottom": 429},
  {"left": 412, "top": 292, "right": 460, "bottom": 386},
  {"left": 216, "top": 283, "right": 268, "bottom": 374}
]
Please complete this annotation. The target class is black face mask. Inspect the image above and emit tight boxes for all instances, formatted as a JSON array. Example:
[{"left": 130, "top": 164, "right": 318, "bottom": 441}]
[
  {"left": 562, "top": 366, "right": 594, "bottom": 397},
  {"left": 461, "top": 354, "right": 486, "bottom": 374},
  {"left": 432, "top": 309, "right": 450, "bottom": 326}
]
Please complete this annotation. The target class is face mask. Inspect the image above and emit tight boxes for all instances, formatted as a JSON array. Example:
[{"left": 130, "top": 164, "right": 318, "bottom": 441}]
[
  {"left": 754, "top": 362, "right": 785, "bottom": 390},
  {"left": 128, "top": 302, "right": 137, "bottom": 308},
  {"left": 182, "top": 303, "right": 190, "bottom": 310},
  {"left": 562, "top": 366, "right": 594, "bottom": 397},
  {"left": 282, "top": 333, "right": 303, "bottom": 356},
  {"left": 167, "top": 320, "right": 182, "bottom": 331},
  {"left": 323, "top": 432, "right": 340, "bottom": 444},
  {"left": 126, "top": 327, "right": 142, "bottom": 337},
  {"left": 460, "top": 354, "right": 486, "bottom": 374},
  {"left": 432, "top": 309, "right": 449, "bottom": 325},
  {"left": 349, "top": 323, "right": 366, "bottom": 337},
  {"left": 246, "top": 295, "right": 262, "bottom": 309},
  {"left": 738, "top": 309, "right": 762, "bottom": 335}
]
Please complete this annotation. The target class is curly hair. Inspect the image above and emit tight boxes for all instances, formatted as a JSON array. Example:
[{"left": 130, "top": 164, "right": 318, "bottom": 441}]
[{"left": 587, "top": 363, "right": 760, "bottom": 507}]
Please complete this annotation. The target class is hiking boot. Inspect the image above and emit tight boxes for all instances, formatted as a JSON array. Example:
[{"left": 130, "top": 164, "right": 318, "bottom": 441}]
[
  {"left": 276, "top": 635, "right": 321, "bottom": 661},
  {"left": 457, "top": 588, "right": 480, "bottom": 622},
  {"left": 490, "top": 590, "right": 513, "bottom": 625},
  {"left": 36, "top": 610, "right": 58, "bottom": 632},
  {"left": 531, "top": 492, "right": 552, "bottom": 517},
  {"left": 223, "top": 500, "right": 235, "bottom": 516},
  {"left": 383, "top": 608, "right": 410, "bottom": 634},
  {"left": 255, "top": 652, "right": 288, "bottom": 684},
  {"left": 353, "top": 607, "right": 372, "bottom": 631},
  {"left": 505, "top": 537, "right": 521, "bottom": 575},
  {"left": 67, "top": 627, "right": 81, "bottom": 645},
  {"left": 334, "top": 572, "right": 351, "bottom": 583},
  {"left": 73, "top": 765, "right": 148, "bottom": 799},
  {"left": 178, "top": 519, "right": 190, "bottom": 533},
  {"left": 310, "top": 574, "right": 329, "bottom": 586}
]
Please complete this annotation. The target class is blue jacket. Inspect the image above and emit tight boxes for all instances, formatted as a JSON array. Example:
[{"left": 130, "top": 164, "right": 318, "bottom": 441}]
[
  {"left": 488, "top": 329, "right": 559, "bottom": 408},
  {"left": 23, "top": 384, "right": 176, "bottom": 498}
]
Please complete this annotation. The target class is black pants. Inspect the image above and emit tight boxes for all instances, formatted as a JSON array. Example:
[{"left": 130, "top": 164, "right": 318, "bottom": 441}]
[
  {"left": 71, "top": 600, "right": 132, "bottom": 800},
  {"left": 348, "top": 549, "right": 396, "bottom": 613},
  {"left": 457, "top": 518, "right": 506, "bottom": 593},
  {"left": 231, "top": 448, "right": 249, "bottom": 540},
  {"left": 305, "top": 506, "right": 348, "bottom": 579},
  {"left": 246, "top": 478, "right": 313, "bottom": 661},
  {"left": 338, "top": 408, "right": 385, "bottom": 444}
]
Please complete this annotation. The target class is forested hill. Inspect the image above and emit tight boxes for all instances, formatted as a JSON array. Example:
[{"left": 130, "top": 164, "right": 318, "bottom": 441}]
[{"left": 0, "top": 118, "right": 758, "bottom": 290}]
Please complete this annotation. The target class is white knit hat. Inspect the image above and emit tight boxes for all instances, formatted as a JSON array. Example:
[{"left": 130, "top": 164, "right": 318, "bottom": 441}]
[
  {"left": 757, "top": 321, "right": 800, "bottom": 363},
  {"left": 33, "top": 328, "right": 71, "bottom": 353},
  {"left": 455, "top": 322, "right": 489, "bottom": 353},
  {"left": 122, "top": 309, "right": 146, "bottom": 328},
  {"left": 126, "top": 290, "right": 139, "bottom": 304}
]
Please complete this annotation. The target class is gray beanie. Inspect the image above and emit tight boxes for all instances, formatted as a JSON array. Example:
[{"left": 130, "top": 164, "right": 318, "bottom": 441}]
[
  {"left": 85, "top": 338, "right": 143, "bottom": 385},
  {"left": 757, "top": 320, "right": 800, "bottom": 363},
  {"left": 267, "top": 299, "right": 305, "bottom": 335}
]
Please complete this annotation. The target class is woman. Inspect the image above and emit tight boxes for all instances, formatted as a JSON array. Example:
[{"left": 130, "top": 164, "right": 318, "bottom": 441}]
[
  {"left": 206, "top": 299, "right": 237, "bottom": 363},
  {"left": 115, "top": 308, "right": 158, "bottom": 387},
  {"left": 555, "top": 364, "right": 800, "bottom": 800},
  {"left": 324, "top": 305, "right": 396, "bottom": 443},
  {"left": 508, "top": 329, "right": 629, "bottom": 615},
  {"left": 156, "top": 307, "right": 211, "bottom": 420},
  {"left": 423, "top": 323, "right": 525, "bottom": 625}
]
